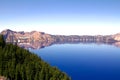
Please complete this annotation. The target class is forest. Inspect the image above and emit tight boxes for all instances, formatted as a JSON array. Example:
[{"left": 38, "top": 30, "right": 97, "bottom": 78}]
[{"left": 0, "top": 35, "right": 70, "bottom": 80}]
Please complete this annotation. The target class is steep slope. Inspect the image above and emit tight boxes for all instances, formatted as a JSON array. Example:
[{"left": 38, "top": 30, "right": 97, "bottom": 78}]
[{"left": 0, "top": 35, "right": 70, "bottom": 80}]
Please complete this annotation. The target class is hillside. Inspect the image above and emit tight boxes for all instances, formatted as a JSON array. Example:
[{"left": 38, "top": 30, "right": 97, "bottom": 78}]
[{"left": 0, "top": 35, "right": 70, "bottom": 80}]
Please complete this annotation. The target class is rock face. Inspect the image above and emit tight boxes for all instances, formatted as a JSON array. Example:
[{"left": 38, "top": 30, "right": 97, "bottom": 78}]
[
  {"left": 0, "top": 29, "right": 119, "bottom": 49},
  {"left": 1, "top": 29, "right": 54, "bottom": 43},
  {"left": 113, "top": 33, "right": 120, "bottom": 41},
  {"left": 52, "top": 35, "right": 116, "bottom": 43}
]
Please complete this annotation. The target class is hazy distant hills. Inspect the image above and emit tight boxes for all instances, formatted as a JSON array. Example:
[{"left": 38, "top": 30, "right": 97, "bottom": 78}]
[{"left": 0, "top": 29, "right": 120, "bottom": 45}]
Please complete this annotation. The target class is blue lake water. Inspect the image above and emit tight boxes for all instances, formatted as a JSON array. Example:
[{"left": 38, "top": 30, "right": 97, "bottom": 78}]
[{"left": 29, "top": 43, "right": 120, "bottom": 80}]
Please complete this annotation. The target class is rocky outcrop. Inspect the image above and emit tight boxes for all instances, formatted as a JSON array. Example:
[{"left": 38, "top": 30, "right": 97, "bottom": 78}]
[
  {"left": 0, "top": 29, "right": 120, "bottom": 49},
  {"left": 1, "top": 29, "right": 54, "bottom": 43},
  {"left": 112, "top": 33, "right": 120, "bottom": 41}
]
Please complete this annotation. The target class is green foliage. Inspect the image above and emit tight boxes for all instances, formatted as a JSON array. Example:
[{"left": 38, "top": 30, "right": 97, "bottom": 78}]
[
  {"left": 0, "top": 35, "right": 70, "bottom": 80},
  {"left": 0, "top": 35, "right": 6, "bottom": 48}
]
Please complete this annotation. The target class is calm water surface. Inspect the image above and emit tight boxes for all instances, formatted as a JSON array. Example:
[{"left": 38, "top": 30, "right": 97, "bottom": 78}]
[{"left": 30, "top": 43, "right": 120, "bottom": 80}]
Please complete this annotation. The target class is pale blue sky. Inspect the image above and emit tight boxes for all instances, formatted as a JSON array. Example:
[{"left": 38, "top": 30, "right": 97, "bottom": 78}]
[{"left": 0, "top": 0, "right": 120, "bottom": 35}]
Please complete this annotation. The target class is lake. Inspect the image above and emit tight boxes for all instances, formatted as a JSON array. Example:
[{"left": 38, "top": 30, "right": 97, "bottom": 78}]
[{"left": 29, "top": 43, "right": 120, "bottom": 80}]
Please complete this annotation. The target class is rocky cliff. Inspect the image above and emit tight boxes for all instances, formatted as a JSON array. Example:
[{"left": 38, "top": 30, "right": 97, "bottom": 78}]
[
  {"left": 1, "top": 29, "right": 54, "bottom": 43},
  {"left": 112, "top": 33, "right": 120, "bottom": 41},
  {"left": 0, "top": 29, "right": 119, "bottom": 49}
]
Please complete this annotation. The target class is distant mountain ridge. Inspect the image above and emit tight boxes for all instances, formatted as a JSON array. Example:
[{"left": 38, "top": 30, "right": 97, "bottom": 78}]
[
  {"left": 1, "top": 29, "right": 54, "bottom": 43},
  {"left": 0, "top": 29, "right": 120, "bottom": 46}
]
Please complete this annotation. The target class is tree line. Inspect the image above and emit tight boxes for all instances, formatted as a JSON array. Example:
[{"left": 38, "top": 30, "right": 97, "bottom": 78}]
[{"left": 0, "top": 35, "right": 70, "bottom": 80}]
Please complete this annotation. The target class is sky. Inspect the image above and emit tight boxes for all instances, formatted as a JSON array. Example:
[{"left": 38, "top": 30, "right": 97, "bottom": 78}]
[{"left": 0, "top": 0, "right": 120, "bottom": 35}]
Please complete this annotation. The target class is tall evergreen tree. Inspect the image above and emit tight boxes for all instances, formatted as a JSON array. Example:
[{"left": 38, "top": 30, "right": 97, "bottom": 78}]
[
  {"left": 0, "top": 35, "right": 70, "bottom": 80},
  {"left": 0, "top": 35, "right": 6, "bottom": 48}
]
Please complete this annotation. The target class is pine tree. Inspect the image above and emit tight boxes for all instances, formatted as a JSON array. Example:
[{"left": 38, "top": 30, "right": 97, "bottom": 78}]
[{"left": 0, "top": 35, "right": 6, "bottom": 48}]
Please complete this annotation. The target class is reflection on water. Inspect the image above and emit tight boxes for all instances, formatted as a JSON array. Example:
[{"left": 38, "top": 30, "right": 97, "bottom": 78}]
[
  {"left": 18, "top": 41, "right": 53, "bottom": 49},
  {"left": 18, "top": 41, "right": 120, "bottom": 49},
  {"left": 114, "top": 42, "right": 120, "bottom": 48},
  {"left": 29, "top": 43, "right": 120, "bottom": 80},
  {"left": 17, "top": 41, "right": 120, "bottom": 80}
]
